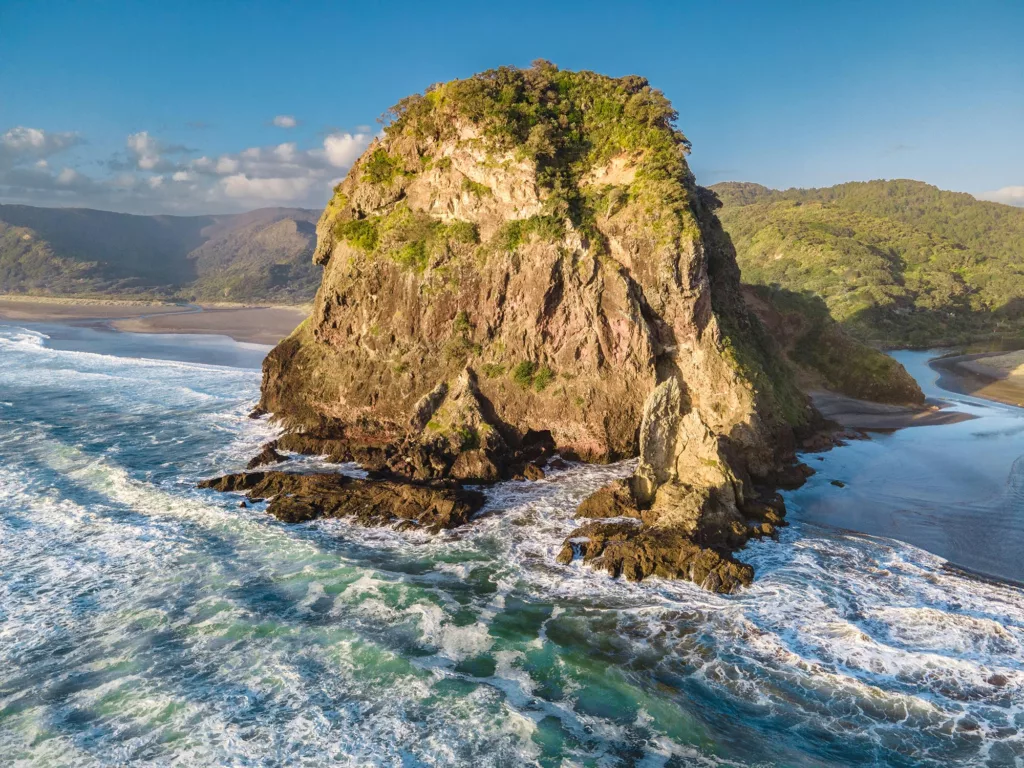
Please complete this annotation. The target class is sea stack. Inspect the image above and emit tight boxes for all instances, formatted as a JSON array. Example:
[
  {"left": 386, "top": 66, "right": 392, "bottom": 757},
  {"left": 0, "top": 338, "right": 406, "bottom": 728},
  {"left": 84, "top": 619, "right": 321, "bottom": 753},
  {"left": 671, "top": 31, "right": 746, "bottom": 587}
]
[{"left": 252, "top": 62, "right": 815, "bottom": 591}]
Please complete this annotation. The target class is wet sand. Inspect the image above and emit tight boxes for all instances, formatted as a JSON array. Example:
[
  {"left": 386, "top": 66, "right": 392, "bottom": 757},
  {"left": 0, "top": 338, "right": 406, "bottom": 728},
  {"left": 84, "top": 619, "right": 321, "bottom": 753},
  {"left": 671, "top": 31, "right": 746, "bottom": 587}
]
[
  {"left": 932, "top": 352, "right": 1024, "bottom": 407},
  {"left": 113, "top": 306, "right": 307, "bottom": 345},
  {"left": 809, "top": 390, "right": 975, "bottom": 430}
]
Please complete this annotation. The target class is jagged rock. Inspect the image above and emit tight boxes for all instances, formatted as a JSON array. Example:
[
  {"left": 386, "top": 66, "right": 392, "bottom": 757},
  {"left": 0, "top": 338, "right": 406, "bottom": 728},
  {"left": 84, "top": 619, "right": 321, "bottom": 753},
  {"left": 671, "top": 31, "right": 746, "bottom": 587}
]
[
  {"left": 246, "top": 442, "right": 285, "bottom": 469},
  {"left": 251, "top": 63, "right": 819, "bottom": 589},
  {"left": 199, "top": 471, "right": 484, "bottom": 533},
  {"left": 449, "top": 449, "right": 501, "bottom": 483},
  {"left": 773, "top": 462, "right": 816, "bottom": 490},
  {"left": 575, "top": 479, "right": 643, "bottom": 520},
  {"left": 275, "top": 431, "right": 392, "bottom": 470},
  {"left": 831, "top": 479, "right": 846, "bottom": 488},
  {"left": 555, "top": 521, "right": 753, "bottom": 593},
  {"left": 742, "top": 493, "right": 787, "bottom": 526},
  {"left": 522, "top": 463, "right": 545, "bottom": 481}
]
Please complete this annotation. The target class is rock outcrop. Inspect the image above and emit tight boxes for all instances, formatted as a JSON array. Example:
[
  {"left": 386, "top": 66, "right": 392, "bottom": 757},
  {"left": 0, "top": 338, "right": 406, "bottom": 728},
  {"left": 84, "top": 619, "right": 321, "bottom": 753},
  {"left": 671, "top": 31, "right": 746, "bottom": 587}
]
[
  {"left": 242, "top": 63, "right": 820, "bottom": 591},
  {"left": 199, "top": 471, "right": 484, "bottom": 533}
]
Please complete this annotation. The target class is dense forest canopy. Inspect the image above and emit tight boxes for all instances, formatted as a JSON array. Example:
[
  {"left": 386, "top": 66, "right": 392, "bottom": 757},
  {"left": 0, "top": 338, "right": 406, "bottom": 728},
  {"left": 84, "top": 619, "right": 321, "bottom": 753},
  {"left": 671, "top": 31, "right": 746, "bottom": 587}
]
[{"left": 714, "top": 180, "right": 1024, "bottom": 347}]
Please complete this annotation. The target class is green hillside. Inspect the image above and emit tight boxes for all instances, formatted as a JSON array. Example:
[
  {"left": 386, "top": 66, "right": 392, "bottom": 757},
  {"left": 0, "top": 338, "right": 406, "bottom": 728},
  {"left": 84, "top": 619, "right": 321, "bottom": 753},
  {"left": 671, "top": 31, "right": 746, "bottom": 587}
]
[
  {"left": 714, "top": 180, "right": 1024, "bottom": 347},
  {"left": 0, "top": 204, "right": 321, "bottom": 304}
]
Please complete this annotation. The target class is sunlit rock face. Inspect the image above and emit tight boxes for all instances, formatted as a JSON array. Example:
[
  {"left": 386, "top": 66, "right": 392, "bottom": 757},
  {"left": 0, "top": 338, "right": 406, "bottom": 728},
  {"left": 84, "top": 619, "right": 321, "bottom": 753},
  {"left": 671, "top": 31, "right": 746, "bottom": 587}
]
[{"left": 257, "top": 63, "right": 814, "bottom": 590}]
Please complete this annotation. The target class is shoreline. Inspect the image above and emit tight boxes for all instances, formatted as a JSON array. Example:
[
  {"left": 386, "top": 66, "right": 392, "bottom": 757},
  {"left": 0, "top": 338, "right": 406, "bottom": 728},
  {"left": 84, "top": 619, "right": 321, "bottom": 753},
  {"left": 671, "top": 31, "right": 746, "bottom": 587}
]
[
  {"left": 808, "top": 390, "right": 975, "bottom": 430},
  {"left": 4, "top": 298, "right": 1019, "bottom": 413},
  {"left": 0, "top": 296, "right": 308, "bottom": 346},
  {"left": 111, "top": 306, "right": 307, "bottom": 346},
  {"left": 930, "top": 352, "right": 1024, "bottom": 407}
]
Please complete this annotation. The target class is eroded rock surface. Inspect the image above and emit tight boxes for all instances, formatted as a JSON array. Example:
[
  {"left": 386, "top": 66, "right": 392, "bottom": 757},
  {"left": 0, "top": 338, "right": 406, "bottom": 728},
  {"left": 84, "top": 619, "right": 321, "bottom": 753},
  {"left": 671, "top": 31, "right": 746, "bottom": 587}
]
[
  {"left": 199, "top": 471, "right": 484, "bottom": 533},
  {"left": 250, "top": 63, "right": 820, "bottom": 589}
]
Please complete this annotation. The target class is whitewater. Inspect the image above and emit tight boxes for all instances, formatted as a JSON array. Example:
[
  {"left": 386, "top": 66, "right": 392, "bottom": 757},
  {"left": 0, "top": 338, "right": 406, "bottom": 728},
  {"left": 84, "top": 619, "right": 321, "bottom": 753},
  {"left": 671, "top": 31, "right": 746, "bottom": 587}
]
[{"left": 1, "top": 323, "right": 1022, "bottom": 767}]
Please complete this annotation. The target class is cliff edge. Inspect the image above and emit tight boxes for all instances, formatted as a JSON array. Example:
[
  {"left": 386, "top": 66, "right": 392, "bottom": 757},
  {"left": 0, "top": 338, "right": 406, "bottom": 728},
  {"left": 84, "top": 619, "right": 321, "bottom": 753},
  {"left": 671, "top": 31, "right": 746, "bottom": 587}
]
[{"left": 250, "top": 63, "right": 817, "bottom": 591}]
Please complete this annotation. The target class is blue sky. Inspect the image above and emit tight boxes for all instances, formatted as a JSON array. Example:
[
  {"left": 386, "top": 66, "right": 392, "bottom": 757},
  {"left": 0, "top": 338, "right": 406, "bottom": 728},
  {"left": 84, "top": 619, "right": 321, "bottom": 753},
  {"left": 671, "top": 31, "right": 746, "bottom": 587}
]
[{"left": 2, "top": 0, "right": 1022, "bottom": 214}]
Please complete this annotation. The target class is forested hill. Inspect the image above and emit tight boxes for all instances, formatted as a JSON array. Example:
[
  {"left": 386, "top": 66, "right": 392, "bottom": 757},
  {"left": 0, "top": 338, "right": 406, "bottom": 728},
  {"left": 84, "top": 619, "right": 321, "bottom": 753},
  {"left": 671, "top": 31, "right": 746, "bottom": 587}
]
[
  {"left": 713, "top": 179, "right": 1024, "bottom": 347},
  {"left": 0, "top": 204, "right": 321, "bottom": 304}
]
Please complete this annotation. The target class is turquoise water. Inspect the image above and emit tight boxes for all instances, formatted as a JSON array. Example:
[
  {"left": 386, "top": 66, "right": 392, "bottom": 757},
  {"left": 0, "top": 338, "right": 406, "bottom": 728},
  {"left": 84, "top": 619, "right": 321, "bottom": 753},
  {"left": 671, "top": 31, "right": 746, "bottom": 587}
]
[{"left": 1, "top": 326, "right": 1022, "bottom": 766}]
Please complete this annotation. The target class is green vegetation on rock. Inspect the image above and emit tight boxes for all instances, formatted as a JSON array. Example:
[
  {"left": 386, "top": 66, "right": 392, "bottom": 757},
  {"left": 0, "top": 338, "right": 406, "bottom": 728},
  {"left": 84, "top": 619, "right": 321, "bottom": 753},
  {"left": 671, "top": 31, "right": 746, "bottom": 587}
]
[
  {"left": 743, "top": 285, "right": 924, "bottom": 404},
  {"left": 333, "top": 203, "right": 479, "bottom": 274},
  {"left": 715, "top": 179, "right": 1024, "bottom": 347},
  {"left": 362, "top": 148, "right": 404, "bottom": 185},
  {"left": 376, "top": 61, "right": 697, "bottom": 248},
  {"left": 509, "top": 360, "right": 556, "bottom": 392}
]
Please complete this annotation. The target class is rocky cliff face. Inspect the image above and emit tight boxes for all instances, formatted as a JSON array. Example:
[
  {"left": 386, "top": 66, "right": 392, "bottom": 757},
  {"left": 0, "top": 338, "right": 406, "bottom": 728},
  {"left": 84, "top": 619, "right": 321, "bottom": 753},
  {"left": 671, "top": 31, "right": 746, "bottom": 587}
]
[
  {"left": 742, "top": 285, "right": 925, "bottom": 406},
  {"left": 254, "top": 63, "right": 815, "bottom": 591}
]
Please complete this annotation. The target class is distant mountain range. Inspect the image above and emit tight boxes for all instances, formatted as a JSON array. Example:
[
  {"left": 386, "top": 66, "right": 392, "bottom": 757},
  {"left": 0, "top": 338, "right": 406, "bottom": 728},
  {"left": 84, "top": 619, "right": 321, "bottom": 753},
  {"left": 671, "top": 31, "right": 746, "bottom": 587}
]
[
  {"left": 0, "top": 204, "right": 321, "bottom": 304},
  {"left": 7, "top": 178, "right": 1023, "bottom": 342},
  {"left": 712, "top": 179, "right": 1024, "bottom": 347}
]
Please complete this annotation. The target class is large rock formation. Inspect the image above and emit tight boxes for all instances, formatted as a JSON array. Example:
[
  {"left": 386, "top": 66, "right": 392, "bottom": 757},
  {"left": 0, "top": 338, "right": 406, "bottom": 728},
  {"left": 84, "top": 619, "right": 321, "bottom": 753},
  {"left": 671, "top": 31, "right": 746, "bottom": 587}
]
[{"left": 245, "top": 63, "right": 818, "bottom": 591}]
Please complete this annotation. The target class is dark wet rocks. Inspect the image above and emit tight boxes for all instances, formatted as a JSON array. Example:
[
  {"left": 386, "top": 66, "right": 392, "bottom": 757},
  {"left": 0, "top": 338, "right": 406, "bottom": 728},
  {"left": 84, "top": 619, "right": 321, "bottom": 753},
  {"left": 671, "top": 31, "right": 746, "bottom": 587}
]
[
  {"left": 247, "top": 442, "right": 286, "bottom": 469},
  {"left": 557, "top": 475, "right": 794, "bottom": 594},
  {"left": 555, "top": 521, "right": 754, "bottom": 593},
  {"left": 274, "top": 432, "right": 393, "bottom": 470},
  {"left": 771, "top": 462, "right": 816, "bottom": 490},
  {"left": 576, "top": 479, "right": 645, "bottom": 522},
  {"left": 199, "top": 470, "right": 484, "bottom": 533},
  {"left": 519, "top": 463, "right": 546, "bottom": 481}
]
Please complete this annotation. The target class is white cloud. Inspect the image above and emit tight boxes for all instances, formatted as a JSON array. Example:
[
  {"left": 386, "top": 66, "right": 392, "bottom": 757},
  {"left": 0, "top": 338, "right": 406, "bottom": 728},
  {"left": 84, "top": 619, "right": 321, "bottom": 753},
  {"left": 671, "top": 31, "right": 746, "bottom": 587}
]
[
  {"left": 220, "top": 173, "right": 314, "bottom": 201},
  {"left": 56, "top": 167, "right": 82, "bottom": 185},
  {"left": 0, "top": 122, "right": 374, "bottom": 214},
  {"left": 324, "top": 132, "right": 371, "bottom": 168},
  {"left": 978, "top": 186, "right": 1024, "bottom": 207},
  {"left": 4, "top": 127, "right": 47, "bottom": 151},
  {"left": 214, "top": 156, "right": 239, "bottom": 174},
  {"left": 0, "top": 126, "right": 82, "bottom": 168},
  {"left": 126, "top": 131, "right": 163, "bottom": 170},
  {"left": 273, "top": 142, "right": 297, "bottom": 162},
  {"left": 273, "top": 115, "right": 298, "bottom": 128}
]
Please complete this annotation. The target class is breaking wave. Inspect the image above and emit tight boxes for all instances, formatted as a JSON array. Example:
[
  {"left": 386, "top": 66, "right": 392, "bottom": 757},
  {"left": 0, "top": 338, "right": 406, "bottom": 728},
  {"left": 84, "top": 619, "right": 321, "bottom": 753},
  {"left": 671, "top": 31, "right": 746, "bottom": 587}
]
[{"left": 1, "top": 325, "right": 1022, "bottom": 766}]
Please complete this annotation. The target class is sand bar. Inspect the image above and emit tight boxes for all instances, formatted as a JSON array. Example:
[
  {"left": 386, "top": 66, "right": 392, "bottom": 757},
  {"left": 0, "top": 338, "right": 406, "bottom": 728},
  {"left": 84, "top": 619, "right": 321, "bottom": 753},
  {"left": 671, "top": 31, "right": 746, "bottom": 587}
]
[
  {"left": 809, "top": 390, "right": 975, "bottom": 430},
  {"left": 932, "top": 352, "right": 1024, "bottom": 407}
]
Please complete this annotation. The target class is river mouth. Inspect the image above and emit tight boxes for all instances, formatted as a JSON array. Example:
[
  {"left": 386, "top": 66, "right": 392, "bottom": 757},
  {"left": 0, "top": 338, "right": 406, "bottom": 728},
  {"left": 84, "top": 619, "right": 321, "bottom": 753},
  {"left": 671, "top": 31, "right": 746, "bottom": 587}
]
[
  {"left": 1, "top": 325, "right": 1022, "bottom": 767},
  {"left": 790, "top": 350, "right": 1024, "bottom": 585}
]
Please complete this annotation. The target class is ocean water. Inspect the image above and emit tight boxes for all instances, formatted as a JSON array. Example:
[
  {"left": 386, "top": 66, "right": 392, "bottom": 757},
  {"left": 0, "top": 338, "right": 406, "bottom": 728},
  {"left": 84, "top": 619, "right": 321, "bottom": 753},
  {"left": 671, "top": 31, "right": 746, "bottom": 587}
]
[{"left": 1, "top": 325, "right": 1022, "bottom": 767}]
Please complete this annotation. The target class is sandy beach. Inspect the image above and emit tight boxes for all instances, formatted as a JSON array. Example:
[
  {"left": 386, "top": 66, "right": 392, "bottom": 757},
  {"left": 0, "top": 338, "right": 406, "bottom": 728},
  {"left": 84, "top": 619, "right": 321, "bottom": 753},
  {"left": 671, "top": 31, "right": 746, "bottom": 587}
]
[
  {"left": 0, "top": 295, "right": 192, "bottom": 322},
  {"left": 931, "top": 351, "right": 1024, "bottom": 407},
  {"left": 809, "top": 390, "right": 975, "bottom": 430},
  {"left": 112, "top": 306, "right": 307, "bottom": 345},
  {"left": 0, "top": 296, "right": 307, "bottom": 346}
]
